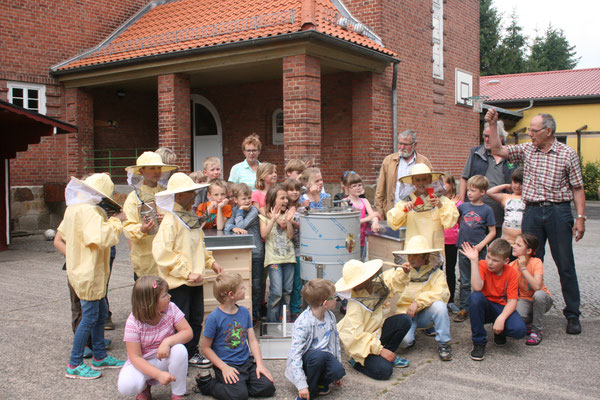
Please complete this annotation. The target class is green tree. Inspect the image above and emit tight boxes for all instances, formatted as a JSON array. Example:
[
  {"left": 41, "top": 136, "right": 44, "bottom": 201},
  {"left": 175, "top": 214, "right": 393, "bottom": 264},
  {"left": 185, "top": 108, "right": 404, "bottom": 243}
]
[
  {"left": 526, "top": 24, "right": 580, "bottom": 72},
  {"left": 497, "top": 10, "right": 527, "bottom": 74},
  {"left": 480, "top": 0, "right": 503, "bottom": 76}
]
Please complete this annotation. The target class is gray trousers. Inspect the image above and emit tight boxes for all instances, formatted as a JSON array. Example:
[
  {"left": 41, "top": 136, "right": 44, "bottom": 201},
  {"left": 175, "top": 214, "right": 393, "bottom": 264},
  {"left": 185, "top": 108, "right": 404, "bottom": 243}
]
[{"left": 516, "top": 291, "right": 553, "bottom": 332}]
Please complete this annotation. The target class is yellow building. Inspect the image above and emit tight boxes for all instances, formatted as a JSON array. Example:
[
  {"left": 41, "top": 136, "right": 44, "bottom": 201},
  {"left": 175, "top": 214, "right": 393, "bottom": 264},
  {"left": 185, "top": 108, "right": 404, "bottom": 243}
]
[{"left": 480, "top": 68, "right": 600, "bottom": 163}]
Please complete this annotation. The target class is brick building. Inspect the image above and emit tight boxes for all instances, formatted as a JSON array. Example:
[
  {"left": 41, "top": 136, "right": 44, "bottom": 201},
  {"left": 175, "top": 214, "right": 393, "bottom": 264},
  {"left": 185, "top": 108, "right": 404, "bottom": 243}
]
[{"left": 2, "top": 0, "right": 480, "bottom": 233}]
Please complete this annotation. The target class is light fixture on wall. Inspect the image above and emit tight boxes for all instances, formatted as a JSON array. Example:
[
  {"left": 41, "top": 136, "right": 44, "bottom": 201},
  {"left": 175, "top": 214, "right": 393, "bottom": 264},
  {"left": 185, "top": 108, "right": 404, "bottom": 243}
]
[{"left": 116, "top": 89, "right": 126, "bottom": 98}]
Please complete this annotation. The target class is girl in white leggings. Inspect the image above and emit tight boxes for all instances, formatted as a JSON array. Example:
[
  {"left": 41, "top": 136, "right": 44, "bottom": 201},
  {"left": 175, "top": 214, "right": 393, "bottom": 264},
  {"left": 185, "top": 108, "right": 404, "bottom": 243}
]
[{"left": 118, "top": 276, "right": 193, "bottom": 400}]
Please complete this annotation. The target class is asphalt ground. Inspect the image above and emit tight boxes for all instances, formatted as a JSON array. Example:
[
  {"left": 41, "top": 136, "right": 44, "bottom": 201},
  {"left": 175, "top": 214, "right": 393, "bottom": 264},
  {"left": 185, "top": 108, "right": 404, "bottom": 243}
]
[{"left": 1, "top": 207, "right": 599, "bottom": 399}]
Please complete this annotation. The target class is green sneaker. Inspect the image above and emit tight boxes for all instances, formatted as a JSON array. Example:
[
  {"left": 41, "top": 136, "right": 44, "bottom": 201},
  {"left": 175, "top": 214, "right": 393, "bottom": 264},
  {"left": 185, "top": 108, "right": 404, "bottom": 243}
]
[
  {"left": 65, "top": 363, "right": 102, "bottom": 379},
  {"left": 91, "top": 355, "right": 125, "bottom": 370}
]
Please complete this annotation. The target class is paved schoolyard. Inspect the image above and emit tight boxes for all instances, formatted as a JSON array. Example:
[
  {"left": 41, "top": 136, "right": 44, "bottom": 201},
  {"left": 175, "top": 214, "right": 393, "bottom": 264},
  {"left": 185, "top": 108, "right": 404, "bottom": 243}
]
[{"left": 1, "top": 215, "right": 599, "bottom": 399}]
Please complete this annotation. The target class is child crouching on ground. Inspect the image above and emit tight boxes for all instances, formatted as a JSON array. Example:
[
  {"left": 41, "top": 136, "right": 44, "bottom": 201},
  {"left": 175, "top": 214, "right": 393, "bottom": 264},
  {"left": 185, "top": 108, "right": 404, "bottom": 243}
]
[
  {"left": 197, "top": 272, "right": 275, "bottom": 400},
  {"left": 460, "top": 239, "right": 526, "bottom": 361},
  {"left": 383, "top": 235, "right": 452, "bottom": 361},
  {"left": 336, "top": 260, "right": 412, "bottom": 381},
  {"left": 118, "top": 276, "right": 193, "bottom": 400},
  {"left": 510, "top": 233, "right": 553, "bottom": 345},
  {"left": 286, "top": 279, "right": 346, "bottom": 399}
]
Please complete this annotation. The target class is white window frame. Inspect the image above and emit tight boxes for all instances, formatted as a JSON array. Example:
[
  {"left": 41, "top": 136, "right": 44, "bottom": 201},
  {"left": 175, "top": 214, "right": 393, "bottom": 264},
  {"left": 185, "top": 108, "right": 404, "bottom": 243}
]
[
  {"left": 272, "top": 108, "right": 284, "bottom": 145},
  {"left": 7, "top": 81, "right": 47, "bottom": 114},
  {"left": 432, "top": 0, "right": 444, "bottom": 80}
]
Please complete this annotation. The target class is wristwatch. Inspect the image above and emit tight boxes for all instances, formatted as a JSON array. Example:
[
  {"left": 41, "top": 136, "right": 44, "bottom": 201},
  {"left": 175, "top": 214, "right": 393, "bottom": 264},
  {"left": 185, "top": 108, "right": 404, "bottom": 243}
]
[{"left": 576, "top": 215, "right": 587, "bottom": 221}]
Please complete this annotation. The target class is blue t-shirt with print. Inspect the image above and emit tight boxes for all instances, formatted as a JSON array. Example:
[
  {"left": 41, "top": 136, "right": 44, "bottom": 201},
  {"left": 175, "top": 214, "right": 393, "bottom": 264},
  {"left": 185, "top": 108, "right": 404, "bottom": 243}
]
[
  {"left": 203, "top": 305, "right": 252, "bottom": 365},
  {"left": 457, "top": 202, "right": 496, "bottom": 246}
]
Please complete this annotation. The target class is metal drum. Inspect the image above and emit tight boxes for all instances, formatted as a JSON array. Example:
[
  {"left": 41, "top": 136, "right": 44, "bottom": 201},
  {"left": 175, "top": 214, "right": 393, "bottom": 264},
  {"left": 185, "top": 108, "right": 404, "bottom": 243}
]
[{"left": 299, "top": 207, "right": 361, "bottom": 282}]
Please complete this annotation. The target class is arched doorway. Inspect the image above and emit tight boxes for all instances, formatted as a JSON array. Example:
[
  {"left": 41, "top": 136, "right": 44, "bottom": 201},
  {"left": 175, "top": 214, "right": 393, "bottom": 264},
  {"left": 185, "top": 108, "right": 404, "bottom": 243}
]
[{"left": 191, "top": 95, "right": 222, "bottom": 173}]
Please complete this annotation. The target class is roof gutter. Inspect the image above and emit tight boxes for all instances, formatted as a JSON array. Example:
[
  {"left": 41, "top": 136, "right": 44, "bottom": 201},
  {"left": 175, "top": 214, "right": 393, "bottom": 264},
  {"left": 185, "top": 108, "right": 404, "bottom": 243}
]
[
  {"left": 486, "top": 94, "right": 600, "bottom": 104},
  {"left": 50, "top": 30, "right": 399, "bottom": 77}
]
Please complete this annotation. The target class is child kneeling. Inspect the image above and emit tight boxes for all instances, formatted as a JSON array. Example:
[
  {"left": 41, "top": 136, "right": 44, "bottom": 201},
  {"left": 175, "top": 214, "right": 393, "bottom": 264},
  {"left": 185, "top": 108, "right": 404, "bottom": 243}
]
[
  {"left": 197, "top": 273, "right": 275, "bottom": 400},
  {"left": 460, "top": 239, "right": 526, "bottom": 361},
  {"left": 118, "top": 276, "right": 193, "bottom": 399},
  {"left": 383, "top": 235, "right": 452, "bottom": 361},
  {"left": 286, "top": 279, "right": 346, "bottom": 399}
]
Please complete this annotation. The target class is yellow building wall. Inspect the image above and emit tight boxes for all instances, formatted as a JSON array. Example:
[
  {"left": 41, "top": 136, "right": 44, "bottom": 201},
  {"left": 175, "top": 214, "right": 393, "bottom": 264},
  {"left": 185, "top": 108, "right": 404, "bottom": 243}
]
[{"left": 506, "top": 103, "right": 600, "bottom": 163}]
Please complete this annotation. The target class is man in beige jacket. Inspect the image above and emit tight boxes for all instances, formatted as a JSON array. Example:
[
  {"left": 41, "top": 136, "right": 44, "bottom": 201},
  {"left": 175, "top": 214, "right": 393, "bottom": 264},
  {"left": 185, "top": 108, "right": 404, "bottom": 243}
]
[{"left": 375, "top": 130, "right": 433, "bottom": 216}]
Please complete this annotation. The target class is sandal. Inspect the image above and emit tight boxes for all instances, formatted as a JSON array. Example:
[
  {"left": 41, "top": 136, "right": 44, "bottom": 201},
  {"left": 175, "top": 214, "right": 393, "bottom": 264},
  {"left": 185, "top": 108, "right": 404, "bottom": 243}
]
[
  {"left": 136, "top": 384, "right": 152, "bottom": 400},
  {"left": 525, "top": 331, "right": 542, "bottom": 346}
]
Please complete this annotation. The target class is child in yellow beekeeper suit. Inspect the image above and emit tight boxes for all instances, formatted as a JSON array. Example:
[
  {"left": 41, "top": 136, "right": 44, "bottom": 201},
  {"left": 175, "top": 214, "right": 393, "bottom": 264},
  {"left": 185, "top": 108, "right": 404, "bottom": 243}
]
[
  {"left": 383, "top": 235, "right": 452, "bottom": 362},
  {"left": 336, "top": 259, "right": 411, "bottom": 381},
  {"left": 123, "top": 151, "right": 177, "bottom": 279},
  {"left": 386, "top": 164, "right": 458, "bottom": 251},
  {"left": 153, "top": 173, "right": 223, "bottom": 368},
  {"left": 58, "top": 173, "right": 127, "bottom": 379}
]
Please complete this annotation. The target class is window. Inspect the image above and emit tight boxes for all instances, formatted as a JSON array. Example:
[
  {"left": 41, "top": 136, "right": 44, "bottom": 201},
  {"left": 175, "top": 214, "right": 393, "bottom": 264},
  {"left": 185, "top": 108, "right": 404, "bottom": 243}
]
[
  {"left": 455, "top": 69, "right": 474, "bottom": 106},
  {"left": 272, "top": 108, "right": 284, "bottom": 145},
  {"left": 432, "top": 0, "right": 443, "bottom": 79},
  {"left": 7, "top": 82, "right": 46, "bottom": 114}
]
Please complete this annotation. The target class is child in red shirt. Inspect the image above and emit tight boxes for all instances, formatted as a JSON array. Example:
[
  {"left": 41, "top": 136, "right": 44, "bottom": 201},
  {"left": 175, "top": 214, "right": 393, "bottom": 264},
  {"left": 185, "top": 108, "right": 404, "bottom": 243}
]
[
  {"left": 460, "top": 238, "right": 526, "bottom": 361},
  {"left": 196, "top": 179, "right": 232, "bottom": 230}
]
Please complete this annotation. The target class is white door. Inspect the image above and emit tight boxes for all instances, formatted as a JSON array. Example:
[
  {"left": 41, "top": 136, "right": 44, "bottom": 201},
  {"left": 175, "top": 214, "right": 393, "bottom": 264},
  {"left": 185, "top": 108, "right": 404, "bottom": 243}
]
[{"left": 191, "top": 95, "right": 222, "bottom": 173}]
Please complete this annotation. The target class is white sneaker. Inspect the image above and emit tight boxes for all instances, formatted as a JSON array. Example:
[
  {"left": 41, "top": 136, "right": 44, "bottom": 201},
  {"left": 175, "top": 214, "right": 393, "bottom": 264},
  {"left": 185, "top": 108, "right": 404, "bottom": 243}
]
[{"left": 189, "top": 352, "right": 212, "bottom": 368}]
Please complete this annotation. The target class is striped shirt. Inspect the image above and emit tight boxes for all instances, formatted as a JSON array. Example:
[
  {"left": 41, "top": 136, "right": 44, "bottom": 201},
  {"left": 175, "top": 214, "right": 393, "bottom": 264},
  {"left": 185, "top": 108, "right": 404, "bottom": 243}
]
[
  {"left": 506, "top": 140, "right": 583, "bottom": 203},
  {"left": 123, "top": 302, "right": 185, "bottom": 364}
]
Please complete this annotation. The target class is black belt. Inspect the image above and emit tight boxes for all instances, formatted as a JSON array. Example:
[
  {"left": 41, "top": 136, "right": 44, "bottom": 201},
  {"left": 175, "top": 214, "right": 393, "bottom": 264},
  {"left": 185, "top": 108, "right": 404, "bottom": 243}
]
[{"left": 527, "top": 201, "right": 570, "bottom": 207}]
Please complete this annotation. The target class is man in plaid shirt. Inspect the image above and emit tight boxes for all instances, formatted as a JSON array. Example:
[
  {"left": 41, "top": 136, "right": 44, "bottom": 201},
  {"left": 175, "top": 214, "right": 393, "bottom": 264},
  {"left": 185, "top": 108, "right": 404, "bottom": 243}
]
[{"left": 485, "top": 108, "right": 585, "bottom": 335}]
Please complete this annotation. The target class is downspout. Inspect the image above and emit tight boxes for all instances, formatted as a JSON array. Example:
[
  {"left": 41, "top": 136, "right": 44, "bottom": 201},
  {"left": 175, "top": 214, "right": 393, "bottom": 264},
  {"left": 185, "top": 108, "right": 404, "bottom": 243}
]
[
  {"left": 392, "top": 61, "right": 399, "bottom": 152},
  {"left": 516, "top": 99, "right": 534, "bottom": 113}
]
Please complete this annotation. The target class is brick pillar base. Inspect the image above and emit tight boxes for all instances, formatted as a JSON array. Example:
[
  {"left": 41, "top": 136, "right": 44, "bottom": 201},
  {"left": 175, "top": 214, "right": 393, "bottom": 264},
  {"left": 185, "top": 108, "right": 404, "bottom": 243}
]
[
  {"left": 158, "top": 73, "right": 191, "bottom": 173},
  {"left": 65, "top": 87, "right": 94, "bottom": 178},
  {"left": 283, "top": 55, "right": 321, "bottom": 165}
]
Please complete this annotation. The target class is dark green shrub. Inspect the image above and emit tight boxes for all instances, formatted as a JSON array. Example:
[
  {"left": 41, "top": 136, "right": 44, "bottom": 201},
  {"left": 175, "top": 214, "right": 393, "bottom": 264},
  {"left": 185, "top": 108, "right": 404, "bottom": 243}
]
[{"left": 581, "top": 160, "right": 600, "bottom": 200}]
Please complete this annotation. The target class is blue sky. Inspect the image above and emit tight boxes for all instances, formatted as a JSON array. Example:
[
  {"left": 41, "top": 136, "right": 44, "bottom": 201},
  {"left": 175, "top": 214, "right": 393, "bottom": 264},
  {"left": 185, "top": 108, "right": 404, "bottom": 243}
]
[{"left": 494, "top": 0, "right": 599, "bottom": 69}]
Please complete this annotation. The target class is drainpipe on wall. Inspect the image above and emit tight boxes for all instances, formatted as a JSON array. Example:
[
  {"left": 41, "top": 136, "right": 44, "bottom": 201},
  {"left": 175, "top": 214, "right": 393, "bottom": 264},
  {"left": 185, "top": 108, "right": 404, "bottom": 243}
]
[{"left": 392, "top": 61, "right": 399, "bottom": 152}]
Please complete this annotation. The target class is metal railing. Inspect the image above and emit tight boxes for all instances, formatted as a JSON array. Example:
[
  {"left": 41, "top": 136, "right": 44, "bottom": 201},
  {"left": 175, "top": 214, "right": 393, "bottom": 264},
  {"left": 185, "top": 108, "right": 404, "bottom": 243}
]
[{"left": 85, "top": 148, "right": 154, "bottom": 181}]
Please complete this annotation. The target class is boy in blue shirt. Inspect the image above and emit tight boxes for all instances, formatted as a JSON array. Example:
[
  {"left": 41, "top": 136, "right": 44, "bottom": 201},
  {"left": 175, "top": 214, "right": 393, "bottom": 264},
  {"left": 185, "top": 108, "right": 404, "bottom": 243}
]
[
  {"left": 197, "top": 273, "right": 275, "bottom": 400},
  {"left": 454, "top": 175, "right": 497, "bottom": 323},
  {"left": 285, "top": 279, "right": 345, "bottom": 399}
]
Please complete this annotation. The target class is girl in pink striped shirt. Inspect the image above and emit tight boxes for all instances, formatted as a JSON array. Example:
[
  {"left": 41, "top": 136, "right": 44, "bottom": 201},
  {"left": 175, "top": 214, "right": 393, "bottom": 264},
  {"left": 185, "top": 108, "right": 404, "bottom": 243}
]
[{"left": 118, "top": 276, "right": 193, "bottom": 400}]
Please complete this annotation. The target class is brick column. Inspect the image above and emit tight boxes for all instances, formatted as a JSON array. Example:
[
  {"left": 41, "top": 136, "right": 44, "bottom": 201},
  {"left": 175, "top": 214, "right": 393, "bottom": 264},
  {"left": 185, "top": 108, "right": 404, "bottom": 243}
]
[
  {"left": 65, "top": 87, "right": 94, "bottom": 178},
  {"left": 158, "top": 73, "right": 191, "bottom": 173},
  {"left": 283, "top": 55, "right": 321, "bottom": 165}
]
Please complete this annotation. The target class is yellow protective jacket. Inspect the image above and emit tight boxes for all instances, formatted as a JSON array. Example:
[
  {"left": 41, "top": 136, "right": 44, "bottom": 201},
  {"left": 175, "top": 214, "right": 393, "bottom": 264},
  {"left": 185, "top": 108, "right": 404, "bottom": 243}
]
[
  {"left": 386, "top": 194, "right": 458, "bottom": 250},
  {"left": 152, "top": 203, "right": 216, "bottom": 290},
  {"left": 123, "top": 184, "right": 165, "bottom": 277},
  {"left": 383, "top": 262, "right": 450, "bottom": 313},
  {"left": 57, "top": 204, "right": 123, "bottom": 301},
  {"left": 337, "top": 288, "right": 385, "bottom": 365}
]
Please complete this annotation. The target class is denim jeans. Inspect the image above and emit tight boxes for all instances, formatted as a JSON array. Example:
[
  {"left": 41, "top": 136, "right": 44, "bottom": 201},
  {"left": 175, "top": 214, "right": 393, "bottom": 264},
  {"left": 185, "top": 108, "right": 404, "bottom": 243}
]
[
  {"left": 458, "top": 247, "right": 486, "bottom": 312},
  {"left": 251, "top": 256, "right": 264, "bottom": 323},
  {"left": 522, "top": 202, "right": 580, "bottom": 319},
  {"left": 199, "top": 357, "right": 276, "bottom": 400},
  {"left": 302, "top": 350, "right": 346, "bottom": 394},
  {"left": 267, "top": 263, "right": 295, "bottom": 322},
  {"left": 69, "top": 298, "right": 108, "bottom": 366},
  {"left": 290, "top": 257, "right": 303, "bottom": 314},
  {"left": 400, "top": 301, "right": 451, "bottom": 347},
  {"left": 469, "top": 292, "right": 526, "bottom": 345},
  {"left": 352, "top": 314, "right": 411, "bottom": 380}
]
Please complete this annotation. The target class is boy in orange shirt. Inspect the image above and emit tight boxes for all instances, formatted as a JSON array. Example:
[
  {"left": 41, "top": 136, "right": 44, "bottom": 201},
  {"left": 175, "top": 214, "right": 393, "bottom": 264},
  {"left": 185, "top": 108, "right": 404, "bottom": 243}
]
[
  {"left": 196, "top": 179, "right": 233, "bottom": 231},
  {"left": 460, "top": 238, "right": 526, "bottom": 361}
]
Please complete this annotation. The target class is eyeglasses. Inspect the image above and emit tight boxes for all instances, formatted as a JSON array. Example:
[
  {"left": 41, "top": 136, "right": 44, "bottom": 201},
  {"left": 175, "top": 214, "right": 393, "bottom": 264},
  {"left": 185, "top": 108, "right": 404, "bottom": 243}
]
[
  {"left": 529, "top": 127, "right": 547, "bottom": 134},
  {"left": 398, "top": 142, "right": 415, "bottom": 148},
  {"left": 244, "top": 149, "right": 259, "bottom": 153},
  {"left": 326, "top": 295, "right": 337, "bottom": 301}
]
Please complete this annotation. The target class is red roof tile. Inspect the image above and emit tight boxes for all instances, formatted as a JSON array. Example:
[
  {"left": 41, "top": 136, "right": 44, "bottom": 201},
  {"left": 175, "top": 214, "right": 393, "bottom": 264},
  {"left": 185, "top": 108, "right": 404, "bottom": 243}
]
[
  {"left": 55, "top": 0, "right": 396, "bottom": 71},
  {"left": 480, "top": 68, "right": 600, "bottom": 102}
]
